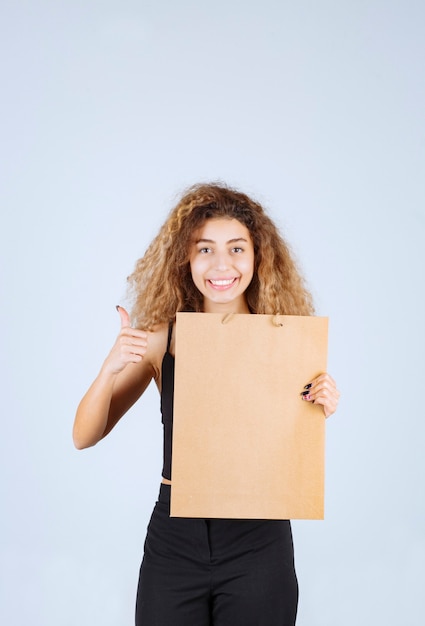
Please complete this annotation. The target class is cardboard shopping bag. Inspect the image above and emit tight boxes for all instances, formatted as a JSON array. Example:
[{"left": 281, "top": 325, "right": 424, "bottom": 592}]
[{"left": 170, "top": 312, "right": 328, "bottom": 520}]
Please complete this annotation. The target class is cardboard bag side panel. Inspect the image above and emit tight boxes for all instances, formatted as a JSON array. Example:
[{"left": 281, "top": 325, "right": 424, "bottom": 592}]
[{"left": 170, "top": 313, "right": 328, "bottom": 520}]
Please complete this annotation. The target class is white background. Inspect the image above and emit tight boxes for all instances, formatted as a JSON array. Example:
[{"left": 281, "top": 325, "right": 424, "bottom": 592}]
[{"left": 1, "top": 1, "right": 424, "bottom": 624}]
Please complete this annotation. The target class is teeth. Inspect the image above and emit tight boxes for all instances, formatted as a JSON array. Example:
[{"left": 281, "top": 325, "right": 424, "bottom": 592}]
[{"left": 210, "top": 279, "right": 235, "bottom": 286}]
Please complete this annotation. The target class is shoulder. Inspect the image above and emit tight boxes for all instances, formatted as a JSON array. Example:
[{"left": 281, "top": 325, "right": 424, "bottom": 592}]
[{"left": 144, "top": 322, "right": 172, "bottom": 380}]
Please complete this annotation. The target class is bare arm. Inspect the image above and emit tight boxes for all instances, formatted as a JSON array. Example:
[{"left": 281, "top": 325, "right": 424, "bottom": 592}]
[{"left": 73, "top": 307, "right": 163, "bottom": 449}]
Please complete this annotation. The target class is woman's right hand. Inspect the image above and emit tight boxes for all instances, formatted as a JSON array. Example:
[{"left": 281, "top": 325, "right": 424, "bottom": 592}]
[
  {"left": 74, "top": 306, "right": 154, "bottom": 449},
  {"left": 102, "top": 306, "right": 148, "bottom": 375}
]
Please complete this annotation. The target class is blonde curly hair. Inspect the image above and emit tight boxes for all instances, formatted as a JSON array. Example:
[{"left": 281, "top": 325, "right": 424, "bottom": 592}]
[{"left": 127, "top": 183, "right": 314, "bottom": 329}]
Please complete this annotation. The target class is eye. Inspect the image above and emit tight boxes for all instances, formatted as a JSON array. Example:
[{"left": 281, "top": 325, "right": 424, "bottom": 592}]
[
  {"left": 199, "top": 247, "right": 212, "bottom": 254},
  {"left": 231, "top": 247, "right": 244, "bottom": 253}
]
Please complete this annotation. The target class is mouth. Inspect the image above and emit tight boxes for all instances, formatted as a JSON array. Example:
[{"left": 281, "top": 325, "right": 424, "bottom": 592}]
[{"left": 207, "top": 278, "right": 238, "bottom": 291}]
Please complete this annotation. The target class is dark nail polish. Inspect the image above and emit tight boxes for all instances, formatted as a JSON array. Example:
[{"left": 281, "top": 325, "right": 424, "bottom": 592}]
[
  {"left": 301, "top": 390, "right": 310, "bottom": 396},
  {"left": 304, "top": 383, "right": 312, "bottom": 390}
]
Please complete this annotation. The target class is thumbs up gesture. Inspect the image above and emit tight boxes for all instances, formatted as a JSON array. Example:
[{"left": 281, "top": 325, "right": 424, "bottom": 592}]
[{"left": 103, "top": 306, "right": 148, "bottom": 375}]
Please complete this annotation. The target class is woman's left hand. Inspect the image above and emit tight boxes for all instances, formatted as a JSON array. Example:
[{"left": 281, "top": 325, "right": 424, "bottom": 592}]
[{"left": 301, "top": 373, "right": 340, "bottom": 418}]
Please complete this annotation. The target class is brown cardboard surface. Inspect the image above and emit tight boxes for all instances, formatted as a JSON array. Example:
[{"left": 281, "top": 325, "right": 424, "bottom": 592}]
[{"left": 170, "top": 312, "right": 328, "bottom": 520}]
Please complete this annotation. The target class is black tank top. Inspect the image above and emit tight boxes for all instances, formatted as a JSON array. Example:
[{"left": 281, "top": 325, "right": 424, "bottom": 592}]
[{"left": 160, "top": 323, "right": 175, "bottom": 480}]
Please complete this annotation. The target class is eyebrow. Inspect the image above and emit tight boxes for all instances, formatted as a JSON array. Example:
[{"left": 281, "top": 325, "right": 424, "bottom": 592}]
[{"left": 194, "top": 237, "right": 248, "bottom": 244}]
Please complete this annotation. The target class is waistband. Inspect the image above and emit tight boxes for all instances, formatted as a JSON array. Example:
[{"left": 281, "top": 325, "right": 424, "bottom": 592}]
[{"left": 158, "top": 482, "right": 171, "bottom": 505}]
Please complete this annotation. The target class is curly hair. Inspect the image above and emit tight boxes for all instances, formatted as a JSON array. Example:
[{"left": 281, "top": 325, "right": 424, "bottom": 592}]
[{"left": 127, "top": 183, "right": 314, "bottom": 329}]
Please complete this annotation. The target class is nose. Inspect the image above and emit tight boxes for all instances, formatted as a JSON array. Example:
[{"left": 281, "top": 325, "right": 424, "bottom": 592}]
[{"left": 213, "top": 251, "right": 230, "bottom": 271}]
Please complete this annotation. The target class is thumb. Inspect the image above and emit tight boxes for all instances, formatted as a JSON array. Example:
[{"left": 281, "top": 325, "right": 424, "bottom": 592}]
[{"left": 116, "top": 305, "right": 131, "bottom": 328}]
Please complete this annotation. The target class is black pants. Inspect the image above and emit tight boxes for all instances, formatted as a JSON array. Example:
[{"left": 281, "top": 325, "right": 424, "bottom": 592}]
[{"left": 135, "top": 484, "right": 298, "bottom": 625}]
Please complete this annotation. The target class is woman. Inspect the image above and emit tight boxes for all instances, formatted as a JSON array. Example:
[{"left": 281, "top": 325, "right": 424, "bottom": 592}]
[{"left": 73, "top": 183, "right": 340, "bottom": 625}]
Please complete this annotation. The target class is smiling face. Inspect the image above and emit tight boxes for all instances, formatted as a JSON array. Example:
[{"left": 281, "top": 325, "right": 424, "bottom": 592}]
[{"left": 189, "top": 217, "right": 255, "bottom": 313}]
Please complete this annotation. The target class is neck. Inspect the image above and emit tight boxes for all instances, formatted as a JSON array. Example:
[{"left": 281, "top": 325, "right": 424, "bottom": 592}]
[{"left": 202, "top": 300, "right": 251, "bottom": 315}]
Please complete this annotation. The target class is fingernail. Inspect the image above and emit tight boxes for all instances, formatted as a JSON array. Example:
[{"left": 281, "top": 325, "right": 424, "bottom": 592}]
[
  {"left": 301, "top": 390, "right": 310, "bottom": 396},
  {"left": 302, "top": 394, "right": 311, "bottom": 401},
  {"left": 304, "top": 383, "right": 312, "bottom": 390},
  {"left": 116, "top": 305, "right": 120, "bottom": 312}
]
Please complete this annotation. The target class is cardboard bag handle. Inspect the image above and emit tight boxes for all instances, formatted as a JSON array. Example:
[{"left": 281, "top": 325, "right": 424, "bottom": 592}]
[{"left": 221, "top": 312, "right": 284, "bottom": 327}]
